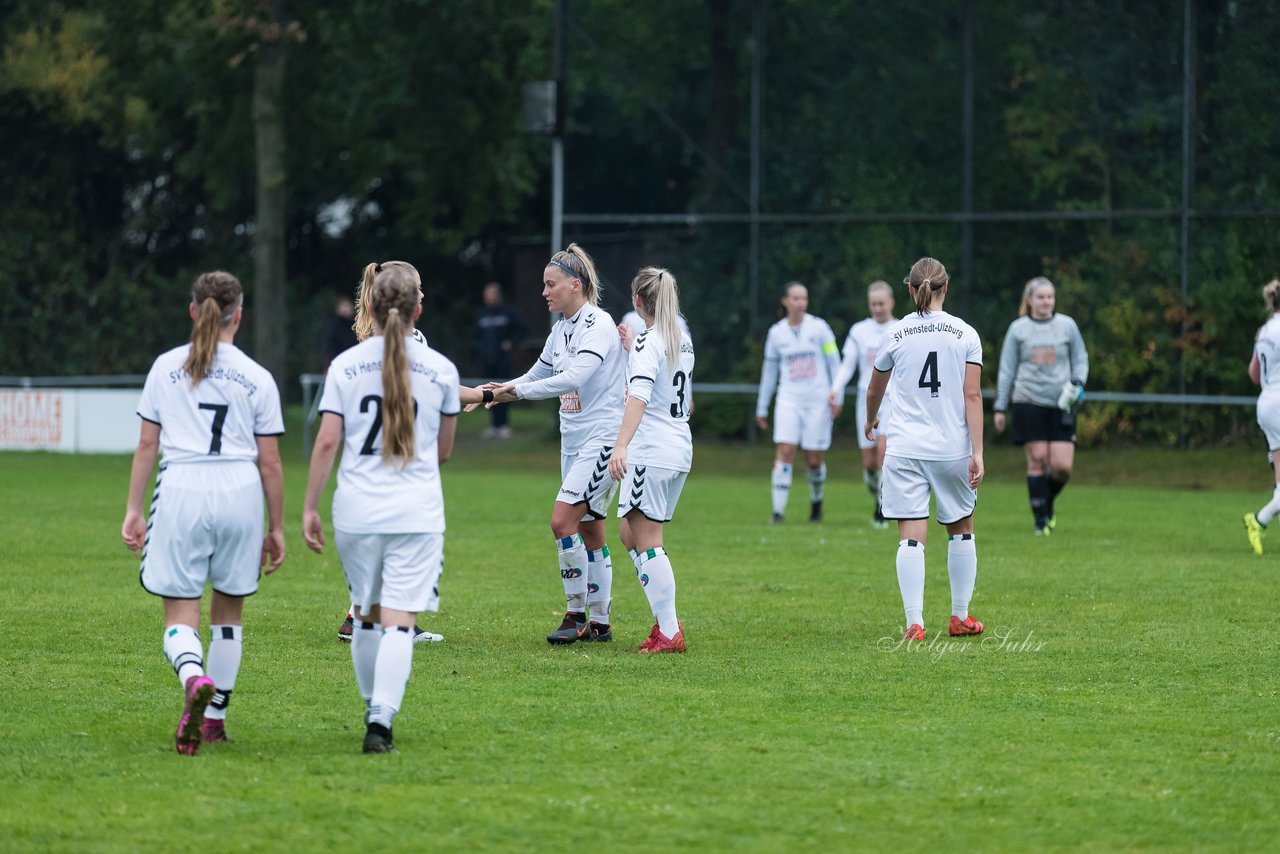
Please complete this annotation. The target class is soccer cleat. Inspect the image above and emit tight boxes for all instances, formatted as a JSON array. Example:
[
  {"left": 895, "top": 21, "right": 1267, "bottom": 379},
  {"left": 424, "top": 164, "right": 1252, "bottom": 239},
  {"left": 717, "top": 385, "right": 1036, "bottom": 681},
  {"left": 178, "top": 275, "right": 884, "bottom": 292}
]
[
  {"left": 175, "top": 675, "right": 215, "bottom": 756},
  {"left": 903, "top": 624, "right": 925, "bottom": 641},
  {"left": 1245, "top": 511, "right": 1265, "bottom": 555},
  {"left": 1244, "top": 512, "right": 1265, "bottom": 555},
  {"left": 1047, "top": 515, "right": 1057, "bottom": 531},
  {"left": 200, "top": 718, "right": 228, "bottom": 744},
  {"left": 638, "top": 626, "right": 686, "bottom": 654},
  {"left": 949, "top": 615, "right": 984, "bottom": 636},
  {"left": 809, "top": 500, "right": 823, "bottom": 523},
  {"left": 583, "top": 622, "right": 613, "bottom": 643},
  {"left": 1034, "top": 523, "right": 1051, "bottom": 536},
  {"left": 770, "top": 512, "right": 784, "bottom": 525},
  {"left": 338, "top": 614, "right": 354, "bottom": 643},
  {"left": 546, "top": 612, "right": 589, "bottom": 645},
  {"left": 362, "top": 723, "right": 396, "bottom": 754},
  {"left": 412, "top": 625, "right": 444, "bottom": 644}
]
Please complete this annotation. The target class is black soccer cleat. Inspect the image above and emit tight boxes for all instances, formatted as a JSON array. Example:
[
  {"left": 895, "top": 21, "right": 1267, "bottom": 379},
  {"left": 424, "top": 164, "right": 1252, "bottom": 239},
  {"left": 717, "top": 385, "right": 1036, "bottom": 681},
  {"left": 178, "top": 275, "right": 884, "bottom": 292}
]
[
  {"left": 338, "top": 614, "right": 354, "bottom": 643},
  {"left": 363, "top": 723, "right": 395, "bottom": 754},
  {"left": 809, "top": 500, "right": 823, "bottom": 523},
  {"left": 546, "top": 612, "right": 589, "bottom": 645},
  {"left": 583, "top": 621, "right": 613, "bottom": 643}
]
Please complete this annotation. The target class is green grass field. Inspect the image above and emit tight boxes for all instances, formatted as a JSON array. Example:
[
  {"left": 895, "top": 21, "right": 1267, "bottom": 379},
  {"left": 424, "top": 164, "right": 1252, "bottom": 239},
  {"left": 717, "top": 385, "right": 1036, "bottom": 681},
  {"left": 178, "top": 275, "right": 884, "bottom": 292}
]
[{"left": 2, "top": 405, "right": 1277, "bottom": 850}]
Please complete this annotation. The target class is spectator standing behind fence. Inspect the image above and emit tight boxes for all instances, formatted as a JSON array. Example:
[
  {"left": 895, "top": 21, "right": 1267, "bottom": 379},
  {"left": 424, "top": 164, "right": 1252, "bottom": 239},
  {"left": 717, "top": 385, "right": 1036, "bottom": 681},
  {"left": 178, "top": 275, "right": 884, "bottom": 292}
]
[
  {"left": 322, "top": 295, "right": 358, "bottom": 369},
  {"left": 864, "top": 257, "right": 984, "bottom": 642},
  {"left": 756, "top": 281, "right": 841, "bottom": 523},
  {"left": 121, "top": 271, "right": 286, "bottom": 756},
  {"left": 992, "top": 277, "right": 1089, "bottom": 536},
  {"left": 1243, "top": 279, "right": 1280, "bottom": 555},
  {"left": 474, "top": 282, "right": 527, "bottom": 439},
  {"left": 829, "top": 280, "right": 897, "bottom": 529}
]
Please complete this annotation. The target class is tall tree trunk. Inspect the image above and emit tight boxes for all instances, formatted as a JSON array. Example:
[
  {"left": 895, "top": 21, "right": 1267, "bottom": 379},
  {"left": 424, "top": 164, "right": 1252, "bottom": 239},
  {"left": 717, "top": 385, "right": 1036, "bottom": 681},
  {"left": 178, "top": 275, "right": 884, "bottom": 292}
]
[{"left": 253, "top": 0, "right": 288, "bottom": 392}]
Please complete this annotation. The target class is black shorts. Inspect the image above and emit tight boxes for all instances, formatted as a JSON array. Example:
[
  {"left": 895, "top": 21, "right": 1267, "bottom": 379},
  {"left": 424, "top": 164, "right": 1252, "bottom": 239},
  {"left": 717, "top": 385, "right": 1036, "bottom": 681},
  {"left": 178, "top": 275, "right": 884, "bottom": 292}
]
[{"left": 1009, "top": 402, "right": 1076, "bottom": 445}]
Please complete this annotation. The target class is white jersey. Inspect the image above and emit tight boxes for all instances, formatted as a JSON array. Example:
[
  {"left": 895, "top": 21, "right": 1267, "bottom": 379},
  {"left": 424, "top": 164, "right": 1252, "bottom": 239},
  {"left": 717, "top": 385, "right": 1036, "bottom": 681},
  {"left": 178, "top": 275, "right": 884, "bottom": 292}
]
[
  {"left": 833, "top": 316, "right": 895, "bottom": 397},
  {"left": 874, "top": 310, "right": 983, "bottom": 461},
  {"left": 1255, "top": 316, "right": 1280, "bottom": 397},
  {"left": 625, "top": 326, "right": 695, "bottom": 472},
  {"left": 515, "top": 303, "right": 624, "bottom": 454},
  {"left": 756, "top": 314, "right": 841, "bottom": 417},
  {"left": 137, "top": 343, "right": 283, "bottom": 465},
  {"left": 319, "top": 335, "right": 461, "bottom": 534}
]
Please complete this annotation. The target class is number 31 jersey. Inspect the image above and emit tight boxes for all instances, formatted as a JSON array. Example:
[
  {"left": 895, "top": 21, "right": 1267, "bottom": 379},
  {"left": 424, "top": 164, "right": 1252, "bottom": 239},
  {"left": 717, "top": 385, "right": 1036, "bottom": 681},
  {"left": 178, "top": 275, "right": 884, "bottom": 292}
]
[
  {"left": 873, "top": 310, "right": 982, "bottom": 461},
  {"left": 137, "top": 342, "right": 283, "bottom": 466},
  {"left": 625, "top": 326, "right": 695, "bottom": 472},
  {"left": 319, "top": 335, "right": 461, "bottom": 533}
]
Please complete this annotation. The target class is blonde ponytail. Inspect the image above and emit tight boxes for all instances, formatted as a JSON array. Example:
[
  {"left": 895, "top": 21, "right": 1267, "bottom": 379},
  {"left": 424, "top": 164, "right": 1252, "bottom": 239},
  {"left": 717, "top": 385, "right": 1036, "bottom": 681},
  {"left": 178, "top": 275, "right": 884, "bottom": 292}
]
[
  {"left": 1264, "top": 278, "right": 1280, "bottom": 320},
  {"left": 379, "top": 303, "right": 415, "bottom": 462},
  {"left": 550, "top": 243, "right": 603, "bottom": 306},
  {"left": 631, "top": 266, "right": 683, "bottom": 377}
]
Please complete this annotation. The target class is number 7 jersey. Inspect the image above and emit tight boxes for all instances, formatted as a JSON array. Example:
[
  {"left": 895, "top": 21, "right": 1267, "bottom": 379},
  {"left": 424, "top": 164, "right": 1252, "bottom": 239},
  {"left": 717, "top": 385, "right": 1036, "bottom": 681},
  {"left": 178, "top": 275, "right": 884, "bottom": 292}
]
[
  {"left": 137, "top": 342, "right": 283, "bottom": 465},
  {"left": 625, "top": 326, "right": 695, "bottom": 472},
  {"left": 873, "top": 309, "right": 982, "bottom": 461}
]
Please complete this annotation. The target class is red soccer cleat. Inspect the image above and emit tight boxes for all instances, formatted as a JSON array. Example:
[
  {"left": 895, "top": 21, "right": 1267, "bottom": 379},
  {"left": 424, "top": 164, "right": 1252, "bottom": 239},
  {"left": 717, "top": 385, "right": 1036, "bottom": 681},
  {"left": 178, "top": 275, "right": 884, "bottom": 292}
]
[
  {"left": 949, "top": 615, "right": 984, "bottom": 636},
  {"left": 639, "top": 626, "right": 686, "bottom": 654},
  {"left": 638, "top": 623, "right": 663, "bottom": 652},
  {"left": 904, "top": 624, "right": 926, "bottom": 641}
]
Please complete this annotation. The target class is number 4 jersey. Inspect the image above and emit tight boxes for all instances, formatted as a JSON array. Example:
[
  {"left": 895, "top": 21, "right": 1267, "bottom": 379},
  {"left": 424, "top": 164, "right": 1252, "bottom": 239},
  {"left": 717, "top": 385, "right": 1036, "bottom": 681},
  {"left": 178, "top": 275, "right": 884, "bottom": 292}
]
[
  {"left": 319, "top": 335, "right": 461, "bottom": 533},
  {"left": 873, "top": 310, "right": 982, "bottom": 461},
  {"left": 138, "top": 342, "right": 284, "bottom": 465},
  {"left": 625, "top": 326, "right": 696, "bottom": 472}
]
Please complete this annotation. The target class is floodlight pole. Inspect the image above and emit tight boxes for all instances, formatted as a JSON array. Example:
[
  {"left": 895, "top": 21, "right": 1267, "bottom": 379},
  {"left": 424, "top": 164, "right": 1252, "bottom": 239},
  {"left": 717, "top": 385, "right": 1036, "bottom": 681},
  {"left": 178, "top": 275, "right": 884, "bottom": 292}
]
[
  {"left": 1178, "top": 0, "right": 1195, "bottom": 448},
  {"left": 551, "top": 0, "right": 567, "bottom": 258},
  {"left": 749, "top": 0, "right": 764, "bottom": 335},
  {"left": 960, "top": 0, "right": 974, "bottom": 319}
]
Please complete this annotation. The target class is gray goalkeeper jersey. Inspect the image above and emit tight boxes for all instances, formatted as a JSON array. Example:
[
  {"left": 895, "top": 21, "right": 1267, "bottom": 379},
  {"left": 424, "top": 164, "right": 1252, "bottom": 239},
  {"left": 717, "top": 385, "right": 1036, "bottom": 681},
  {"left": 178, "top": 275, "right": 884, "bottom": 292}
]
[{"left": 994, "top": 314, "right": 1089, "bottom": 411}]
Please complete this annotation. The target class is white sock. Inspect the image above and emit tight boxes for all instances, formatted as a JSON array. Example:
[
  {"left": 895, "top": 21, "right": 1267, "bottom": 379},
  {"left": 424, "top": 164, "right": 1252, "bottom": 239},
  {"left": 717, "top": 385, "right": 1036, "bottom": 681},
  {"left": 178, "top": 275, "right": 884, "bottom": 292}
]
[
  {"left": 771, "top": 461, "right": 792, "bottom": 515},
  {"left": 205, "top": 624, "right": 243, "bottom": 721},
  {"left": 587, "top": 545, "right": 613, "bottom": 625},
  {"left": 557, "top": 533, "right": 589, "bottom": 613},
  {"left": 163, "top": 624, "right": 204, "bottom": 686},
  {"left": 368, "top": 626, "right": 414, "bottom": 729},
  {"left": 807, "top": 463, "right": 827, "bottom": 503},
  {"left": 1258, "top": 485, "right": 1280, "bottom": 526},
  {"left": 351, "top": 620, "right": 381, "bottom": 702},
  {"left": 896, "top": 539, "right": 926, "bottom": 629},
  {"left": 863, "top": 468, "right": 881, "bottom": 496},
  {"left": 947, "top": 534, "right": 977, "bottom": 620},
  {"left": 636, "top": 547, "right": 679, "bottom": 637}
]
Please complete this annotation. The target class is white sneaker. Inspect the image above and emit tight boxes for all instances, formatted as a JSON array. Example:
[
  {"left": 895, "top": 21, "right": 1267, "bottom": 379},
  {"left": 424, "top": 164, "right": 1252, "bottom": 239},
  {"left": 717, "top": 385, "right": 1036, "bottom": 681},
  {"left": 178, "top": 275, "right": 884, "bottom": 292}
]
[
  {"left": 495, "top": 426, "right": 513, "bottom": 439},
  {"left": 480, "top": 427, "right": 497, "bottom": 439},
  {"left": 412, "top": 626, "right": 444, "bottom": 643}
]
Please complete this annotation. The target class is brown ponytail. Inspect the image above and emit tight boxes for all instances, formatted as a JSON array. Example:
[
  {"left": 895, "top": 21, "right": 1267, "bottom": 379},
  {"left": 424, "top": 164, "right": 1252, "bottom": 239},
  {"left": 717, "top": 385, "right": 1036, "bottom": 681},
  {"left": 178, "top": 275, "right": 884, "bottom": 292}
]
[
  {"left": 182, "top": 271, "right": 243, "bottom": 385},
  {"left": 903, "top": 257, "right": 949, "bottom": 316},
  {"left": 1264, "top": 278, "right": 1280, "bottom": 320}
]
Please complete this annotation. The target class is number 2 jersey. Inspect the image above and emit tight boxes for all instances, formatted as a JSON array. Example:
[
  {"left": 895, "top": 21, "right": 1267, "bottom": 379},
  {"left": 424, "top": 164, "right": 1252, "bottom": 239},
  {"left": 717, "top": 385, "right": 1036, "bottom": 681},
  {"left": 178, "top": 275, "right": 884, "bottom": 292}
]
[
  {"left": 514, "top": 303, "right": 624, "bottom": 455},
  {"left": 137, "top": 342, "right": 284, "bottom": 465},
  {"left": 625, "top": 326, "right": 696, "bottom": 472},
  {"left": 319, "top": 335, "right": 461, "bottom": 533},
  {"left": 873, "top": 310, "right": 983, "bottom": 461},
  {"left": 755, "top": 314, "right": 841, "bottom": 417}
]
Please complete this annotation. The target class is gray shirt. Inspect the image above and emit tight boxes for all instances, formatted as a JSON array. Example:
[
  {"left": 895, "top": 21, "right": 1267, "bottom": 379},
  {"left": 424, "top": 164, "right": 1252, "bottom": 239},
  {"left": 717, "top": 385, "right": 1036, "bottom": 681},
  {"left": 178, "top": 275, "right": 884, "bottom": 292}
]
[{"left": 994, "top": 314, "right": 1089, "bottom": 411}]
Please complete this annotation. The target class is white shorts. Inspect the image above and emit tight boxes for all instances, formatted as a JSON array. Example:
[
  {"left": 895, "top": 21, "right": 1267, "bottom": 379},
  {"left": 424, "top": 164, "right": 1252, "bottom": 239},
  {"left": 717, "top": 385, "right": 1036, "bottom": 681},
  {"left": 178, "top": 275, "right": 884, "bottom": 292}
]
[
  {"left": 335, "top": 530, "right": 444, "bottom": 614},
  {"left": 617, "top": 464, "right": 689, "bottom": 523},
  {"left": 558, "top": 446, "right": 619, "bottom": 520},
  {"left": 773, "top": 401, "right": 832, "bottom": 451},
  {"left": 1258, "top": 396, "right": 1280, "bottom": 451},
  {"left": 140, "top": 462, "right": 263, "bottom": 599},
  {"left": 880, "top": 454, "right": 977, "bottom": 524},
  {"left": 855, "top": 392, "right": 888, "bottom": 451}
]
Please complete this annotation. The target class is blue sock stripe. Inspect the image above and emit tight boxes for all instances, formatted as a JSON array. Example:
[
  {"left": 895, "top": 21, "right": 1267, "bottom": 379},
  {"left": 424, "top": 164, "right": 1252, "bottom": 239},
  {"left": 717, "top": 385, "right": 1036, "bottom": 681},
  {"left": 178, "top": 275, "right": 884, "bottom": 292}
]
[{"left": 559, "top": 535, "right": 578, "bottom": 550}]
